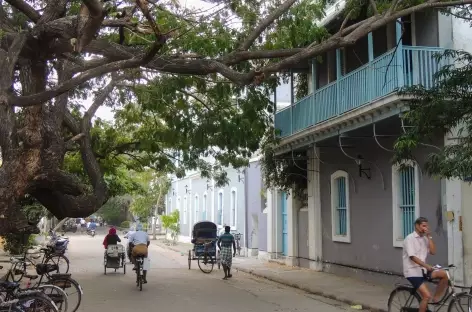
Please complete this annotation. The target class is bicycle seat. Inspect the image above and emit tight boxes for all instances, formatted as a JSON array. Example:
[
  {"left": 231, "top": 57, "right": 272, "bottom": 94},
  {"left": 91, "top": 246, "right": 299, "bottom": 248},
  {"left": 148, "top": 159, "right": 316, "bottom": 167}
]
[
  {"left": 24, "top": 274, "right": 38, "bottom": 280},
  {"left": 50, "top": 273, "right": 71, "bottom": 279}
]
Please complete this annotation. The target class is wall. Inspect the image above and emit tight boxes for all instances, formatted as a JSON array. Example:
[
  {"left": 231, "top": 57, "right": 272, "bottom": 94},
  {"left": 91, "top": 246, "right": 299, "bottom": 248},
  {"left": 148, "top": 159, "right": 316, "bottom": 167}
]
[
  {"left": 246, "top": 160, "right": 268, "bottom": 254},
  {"left": 317, "top": 129, "right": 447, "bottom": 285},
  {"left": 213, "top": 168, "right": 246, "bottom": 244}
]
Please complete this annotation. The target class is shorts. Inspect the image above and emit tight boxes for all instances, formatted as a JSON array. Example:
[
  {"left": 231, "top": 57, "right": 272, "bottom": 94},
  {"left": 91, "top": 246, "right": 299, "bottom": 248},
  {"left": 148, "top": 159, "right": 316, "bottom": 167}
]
[{"left": 407, "top": 271, "right": 432, "bottom": 289}]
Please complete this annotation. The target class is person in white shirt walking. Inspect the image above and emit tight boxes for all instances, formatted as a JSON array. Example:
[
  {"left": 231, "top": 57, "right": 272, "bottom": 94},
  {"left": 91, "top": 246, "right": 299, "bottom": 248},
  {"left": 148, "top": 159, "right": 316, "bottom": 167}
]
[
  {"left": 128, "top": 224, "right": 150, "bottom": 283},
  {"left": 403, "top": 217, "right": 449, "bottom": 312}
]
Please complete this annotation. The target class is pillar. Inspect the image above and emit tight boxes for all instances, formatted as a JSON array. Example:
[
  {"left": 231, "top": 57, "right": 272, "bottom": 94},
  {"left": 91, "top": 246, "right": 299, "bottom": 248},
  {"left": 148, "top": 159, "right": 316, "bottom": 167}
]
[
  {"left": 307, "top": 146, "right": 323, "bottom": 271},
  {"left": 287, "top": 191, "right": 299, "bottom": 266},
  {"left": 266, "top": 188, "right": 275, "bottom": 254},
  {"left": 444, "top": 131, "right": 464, "bottom": 285},
  {"left": 211, "top": 178, "right": 215, "bottom": 223}
]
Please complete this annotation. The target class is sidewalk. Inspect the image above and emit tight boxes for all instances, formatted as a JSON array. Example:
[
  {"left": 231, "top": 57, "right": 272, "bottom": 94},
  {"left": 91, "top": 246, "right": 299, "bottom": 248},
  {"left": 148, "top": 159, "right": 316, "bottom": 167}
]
[{"left": 154, "top": 239, "right": 392, "bottom": 312}]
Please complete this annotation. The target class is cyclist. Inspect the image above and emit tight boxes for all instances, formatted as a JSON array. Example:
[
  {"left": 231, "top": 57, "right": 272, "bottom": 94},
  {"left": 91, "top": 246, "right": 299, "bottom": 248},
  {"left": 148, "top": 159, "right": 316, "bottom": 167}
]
[
  {"left": 403, "top": 217, "right": 449, "bottom": 312},
  {"left": 128, "top": 224, "right": 150, "bottom": 283}
]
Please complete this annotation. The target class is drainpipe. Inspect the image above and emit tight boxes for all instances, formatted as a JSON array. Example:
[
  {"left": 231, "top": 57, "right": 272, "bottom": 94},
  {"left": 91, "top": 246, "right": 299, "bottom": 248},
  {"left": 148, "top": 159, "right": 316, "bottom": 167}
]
[{"left": 244, "top": 167, "right": 249, "bottom": 256}]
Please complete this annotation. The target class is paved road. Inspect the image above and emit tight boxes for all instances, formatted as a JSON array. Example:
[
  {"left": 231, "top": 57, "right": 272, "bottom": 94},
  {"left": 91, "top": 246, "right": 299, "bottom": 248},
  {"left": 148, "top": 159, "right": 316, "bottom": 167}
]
[{"left": 64, "top": 229, "right": 359, "bottom": 312}]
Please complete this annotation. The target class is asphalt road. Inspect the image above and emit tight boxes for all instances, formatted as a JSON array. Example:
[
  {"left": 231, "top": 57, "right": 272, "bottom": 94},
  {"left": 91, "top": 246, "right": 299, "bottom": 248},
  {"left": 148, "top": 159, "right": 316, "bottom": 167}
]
[{"left": 63, "top": 228, "right": 360, "bottom": 312}]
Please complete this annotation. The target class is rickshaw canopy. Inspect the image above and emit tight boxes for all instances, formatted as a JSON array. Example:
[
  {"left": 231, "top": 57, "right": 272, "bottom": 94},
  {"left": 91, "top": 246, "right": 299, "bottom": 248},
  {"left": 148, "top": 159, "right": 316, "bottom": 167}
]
[{"left": 192, "top": 221, "right": 218, "bottom": 239}]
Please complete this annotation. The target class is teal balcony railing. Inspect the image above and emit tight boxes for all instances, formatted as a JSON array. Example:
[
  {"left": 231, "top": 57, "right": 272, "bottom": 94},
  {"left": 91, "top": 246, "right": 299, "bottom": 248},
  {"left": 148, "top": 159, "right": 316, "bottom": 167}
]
[{"left": 275, "top": 45, "right": 446, "bottom": 138}]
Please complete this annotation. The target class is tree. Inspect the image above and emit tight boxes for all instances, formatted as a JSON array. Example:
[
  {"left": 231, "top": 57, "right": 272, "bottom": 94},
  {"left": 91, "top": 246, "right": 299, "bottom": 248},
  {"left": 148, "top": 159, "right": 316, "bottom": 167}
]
[
  {"left": 98, "top": 195, "right": 133, "bottom": 225},
  {"left": 161, "top": 210, "right": 180, "bottom": 245},
  {"left": 1, "top": 0, "right": 471, "bottom": 233},
  {"left": 129, "top": 171, "right": 170, "bottom": 238},
  {"left": 394, "top": 49, "right": 472, "bottom": 178}
]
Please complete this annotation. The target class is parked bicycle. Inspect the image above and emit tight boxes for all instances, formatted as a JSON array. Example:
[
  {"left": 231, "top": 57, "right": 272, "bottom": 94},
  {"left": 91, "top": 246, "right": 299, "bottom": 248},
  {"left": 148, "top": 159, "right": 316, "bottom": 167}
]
[
  {"left": 8, "top": 246, "right": 70, "bottom": 282},
  {"left": 388, "top": 264, "right": 471, "bottom": 312},
  {"left": 0, "top": 280, "right": 59, "bottom": 312},
  {"left": 4, "top": 261, "right": 82, "bottom": 312},
  {"left": 234, "top": 233, "right": 242, "bottom": 256}
]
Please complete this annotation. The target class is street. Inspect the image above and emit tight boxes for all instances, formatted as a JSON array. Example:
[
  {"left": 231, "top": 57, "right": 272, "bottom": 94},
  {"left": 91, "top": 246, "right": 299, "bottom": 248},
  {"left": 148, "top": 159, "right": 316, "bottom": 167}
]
[{"left": 64, "top": 230, "right": 360, "bottom": 312}]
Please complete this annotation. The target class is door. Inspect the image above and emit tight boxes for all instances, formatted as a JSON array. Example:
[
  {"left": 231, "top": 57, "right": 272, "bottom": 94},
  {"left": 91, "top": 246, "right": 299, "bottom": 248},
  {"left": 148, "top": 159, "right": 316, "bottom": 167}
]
[{"left": 281, "top": 192, "right": 288, "bottom": 256}]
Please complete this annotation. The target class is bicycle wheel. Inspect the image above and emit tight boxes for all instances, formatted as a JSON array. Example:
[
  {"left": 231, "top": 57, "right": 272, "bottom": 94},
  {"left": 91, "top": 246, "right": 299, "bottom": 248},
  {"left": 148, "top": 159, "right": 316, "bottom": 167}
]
[
  {"left": 44, "top": 255, "right": 70, "bottom": 274},
  {"left": 388, "top": 286, "right": 421, "bottom": 312},
  {"left": 448, "top": 293, "right": 472, "bottom": 312},
  {"left": 10, "top": 261, "right": 26, "bottom": 282},
  {"left": 16, "top": 293, "right": 59, "bottom": 312},
  {"left": 197, "top": 254, "right": 214, "bottom": 274},
  {"left": 48, "top": 277, "right": 82, "bottom": 312},
  {"left": 38, "top": 285, "right": 68, "bottom": 312}
]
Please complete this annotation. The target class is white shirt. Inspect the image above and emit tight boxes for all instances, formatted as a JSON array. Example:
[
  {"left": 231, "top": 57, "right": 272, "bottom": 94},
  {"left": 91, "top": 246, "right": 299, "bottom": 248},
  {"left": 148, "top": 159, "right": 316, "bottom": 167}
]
[
  {"left": 129, "top": 231, "right": 149, "bottom": 245},
  {"left": 403, "top": 231, "right": 430, "bottom": 277}
]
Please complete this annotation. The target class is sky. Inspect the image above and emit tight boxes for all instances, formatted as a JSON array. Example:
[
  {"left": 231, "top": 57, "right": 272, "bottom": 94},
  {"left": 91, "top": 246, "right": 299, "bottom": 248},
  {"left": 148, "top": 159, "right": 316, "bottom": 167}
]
[{"left": 88, "top": 0, "right": 291, "bottom": 122}]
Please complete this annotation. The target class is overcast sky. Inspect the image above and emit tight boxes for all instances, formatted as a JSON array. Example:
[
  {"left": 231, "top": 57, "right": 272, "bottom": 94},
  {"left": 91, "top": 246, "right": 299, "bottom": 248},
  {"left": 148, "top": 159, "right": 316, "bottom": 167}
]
[{"left": 89, "top": 0, "right": 291, "bottom": 122}]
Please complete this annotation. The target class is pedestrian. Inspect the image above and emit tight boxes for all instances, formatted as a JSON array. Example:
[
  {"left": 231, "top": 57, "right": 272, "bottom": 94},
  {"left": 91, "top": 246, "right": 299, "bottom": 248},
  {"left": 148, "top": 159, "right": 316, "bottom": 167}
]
[{"left": 217, "top": 225, "right": 236, "bottom": 280}]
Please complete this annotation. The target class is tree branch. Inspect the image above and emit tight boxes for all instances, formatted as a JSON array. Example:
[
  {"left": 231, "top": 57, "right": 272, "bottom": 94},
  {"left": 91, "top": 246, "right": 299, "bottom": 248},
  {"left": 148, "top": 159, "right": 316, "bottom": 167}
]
[
  {"left": 4, "top": 0, "right": 40, "bottom": 22},
  {"left": 370, "top": 0, "right": 379, "bottom": 15},
  {"left": 82, "top": 0, "right": 103, "bottom": 17},
  {"left": 0, "top": 33, "right": 27, "bottom": 160},
  {"left": 237, "top": 0, "right": 298, "bottom": 51},
  {"left": 9, "top": 40, "right": 165, "bottom": 107}
]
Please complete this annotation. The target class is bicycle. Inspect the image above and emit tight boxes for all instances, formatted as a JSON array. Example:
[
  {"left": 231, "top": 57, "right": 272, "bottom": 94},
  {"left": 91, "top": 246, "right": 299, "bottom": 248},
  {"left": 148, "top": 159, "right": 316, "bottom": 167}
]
[
  {"left": 0, "top": 265, "right": 68, "bottom": 312},
  {"left": 135, "top": 256, "right": 145, "bottom": 291},
  {"left": 388, "top": 264, "right": 472, "bottom": 312},
  {"left": 8, "top": 246, "right": 70, "bottom": 282},
  {"left": 234, "top": 233, "right": 242, "bottom": 256},
  {"left": 0, "top": 281, "right": 59, "bottom": 312}
]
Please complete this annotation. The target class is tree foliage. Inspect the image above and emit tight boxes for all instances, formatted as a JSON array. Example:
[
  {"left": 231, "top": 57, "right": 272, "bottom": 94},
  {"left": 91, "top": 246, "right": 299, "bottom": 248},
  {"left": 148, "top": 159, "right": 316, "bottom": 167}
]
[
  {"left": 97, "top": 195, "right": 132, "bottom": 225},
  {"left": 129, "top": 171, "right": 170, "bottom": 222},
  {"left": 394, "top": 49, "right": 472, "bottom": 179},
  {"left": 161, "top": 210, "right": 180, "bottom": 244},
  {"left": 1, "top": 0, "right": 471, "bottom": 233}
]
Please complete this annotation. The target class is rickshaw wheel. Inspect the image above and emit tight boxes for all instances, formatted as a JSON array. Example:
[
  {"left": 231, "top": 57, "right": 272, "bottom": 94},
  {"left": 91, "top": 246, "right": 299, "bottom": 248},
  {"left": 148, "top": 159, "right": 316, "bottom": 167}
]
[
  {"left": 197, "top": 254, "right": 214, "bottom": 274},
  {"left": 188, "top": 250, "right": 192, "bottom": 269}
]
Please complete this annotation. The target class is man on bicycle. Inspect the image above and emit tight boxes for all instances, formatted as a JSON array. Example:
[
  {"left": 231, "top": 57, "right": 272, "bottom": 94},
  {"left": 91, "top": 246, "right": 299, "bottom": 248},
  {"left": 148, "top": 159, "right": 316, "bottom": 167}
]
[
  {"left": 128, "top": 224, "right": 150, "bottom": 283},
  {"left": 403, "top": 217, "right": 449, "bottom": 312}
]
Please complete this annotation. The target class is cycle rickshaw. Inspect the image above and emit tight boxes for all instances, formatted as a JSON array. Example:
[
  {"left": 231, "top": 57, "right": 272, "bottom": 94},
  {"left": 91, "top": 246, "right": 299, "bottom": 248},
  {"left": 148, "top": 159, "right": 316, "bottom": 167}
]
[
  {"left": 103, "top": 244, "right": 126, "bottom": 275},
  {"left": 188, "top": 221, "right": 220, "bottom": 274}
]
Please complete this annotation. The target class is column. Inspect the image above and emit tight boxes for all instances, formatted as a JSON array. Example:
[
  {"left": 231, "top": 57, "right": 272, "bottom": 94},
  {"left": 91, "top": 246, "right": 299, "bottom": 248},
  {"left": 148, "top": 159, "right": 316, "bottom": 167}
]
[
  {"left": 287, "top": 191, "right": 299, "bottom": 266},
  {"left": 461, "top": 182, "right": 472, "bottom": 285},
  {"left": 211, "top": 178, "right": 215, "bottom": 223},
  {"left": 307, "top": 146, "right": 323, "bottom": 271},
  {"left": 266, "top": 188, "right": 275, "bottom": 254},
  {"left": 444, "top": 131, "right": 464, "bottom": 285}
]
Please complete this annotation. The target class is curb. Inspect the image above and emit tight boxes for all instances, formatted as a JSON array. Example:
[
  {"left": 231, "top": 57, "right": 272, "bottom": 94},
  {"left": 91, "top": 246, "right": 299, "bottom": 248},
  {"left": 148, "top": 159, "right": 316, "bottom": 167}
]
[
  {"left": 156, "top": 241, "right": 387, "bottom": 312},
  {"left": 232, "top": 265, "right": 387, "bottom": 312}
]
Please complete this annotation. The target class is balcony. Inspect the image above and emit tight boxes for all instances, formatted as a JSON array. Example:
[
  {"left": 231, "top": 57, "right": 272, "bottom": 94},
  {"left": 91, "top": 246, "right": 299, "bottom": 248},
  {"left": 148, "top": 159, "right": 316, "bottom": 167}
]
[{"left": 275, "top": 46, "right": 446, "bottom": 138}]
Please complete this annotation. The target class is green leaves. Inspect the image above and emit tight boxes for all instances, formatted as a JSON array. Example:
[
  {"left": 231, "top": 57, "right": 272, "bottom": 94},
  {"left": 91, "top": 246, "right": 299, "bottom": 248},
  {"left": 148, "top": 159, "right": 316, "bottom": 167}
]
[{"left": 394, "top": 49, "right": 472, "bottom": 180}]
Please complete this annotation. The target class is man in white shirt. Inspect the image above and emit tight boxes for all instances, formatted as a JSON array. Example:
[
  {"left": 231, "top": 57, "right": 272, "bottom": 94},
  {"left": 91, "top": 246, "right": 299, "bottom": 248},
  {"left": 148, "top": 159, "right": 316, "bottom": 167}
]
[
  {"left": 403, "top": 217, "right": 449, "bottom": 312},
  {"left": 128, "top": 224, "right": 150, "bottom": 283}
]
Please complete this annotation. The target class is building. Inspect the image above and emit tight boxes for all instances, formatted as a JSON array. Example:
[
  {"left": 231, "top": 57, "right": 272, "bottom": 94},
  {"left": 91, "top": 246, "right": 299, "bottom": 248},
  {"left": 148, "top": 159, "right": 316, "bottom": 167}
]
[
  {"left": 165, "top": 156, "right": 269, "bottom": 257},
  {"left": 267, "top": 4, "right": 472, "bottom": 287}
]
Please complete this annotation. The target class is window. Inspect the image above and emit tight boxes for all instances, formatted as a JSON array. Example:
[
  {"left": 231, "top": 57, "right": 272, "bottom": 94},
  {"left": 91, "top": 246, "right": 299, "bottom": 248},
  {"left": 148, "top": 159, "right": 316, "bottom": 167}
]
[
  {"left": 194, "top": 195, "right": 199, "bottom": 223},
  {"left": 392, "top": 163, "right": 420, "bottom": 247},
  {"left": 331, "top": 170, "right": 351, "bottom": 243},
  {"left": 230, "top": 188, "right": 237, "bottom": 228},
  {"left": 218, "top": 191, "right": 223, "bottom": 225},
  {"left": 202, "top": 193, "right": 207, "bottom": 220},
  {"left": 183, "top": 196, "right": 188, "bottom": 224},
  {"left": 177, "top": 197, "right": 181, "bottom": 221}
]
